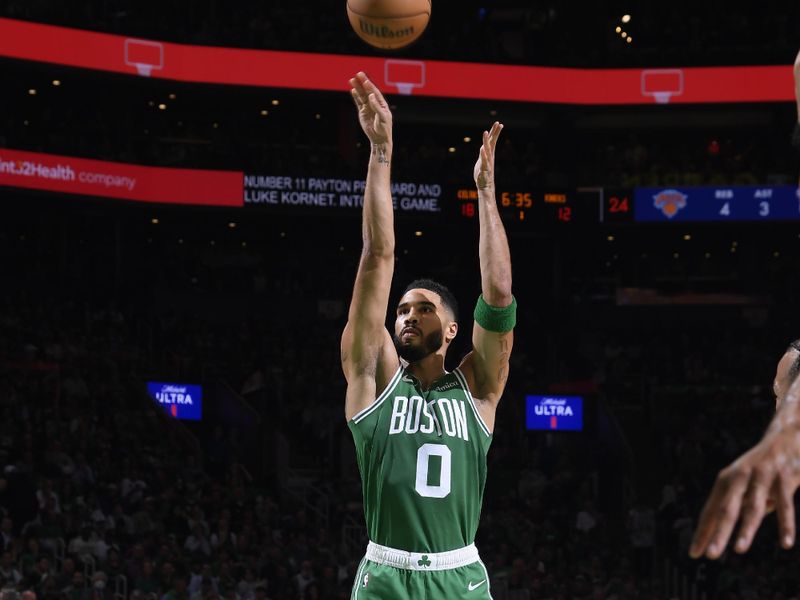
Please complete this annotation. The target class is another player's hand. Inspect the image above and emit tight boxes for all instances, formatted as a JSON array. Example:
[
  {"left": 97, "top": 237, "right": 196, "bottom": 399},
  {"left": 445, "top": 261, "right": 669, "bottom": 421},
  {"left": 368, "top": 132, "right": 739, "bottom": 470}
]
[
  {"left": 473, "top": 122, "right": 503, "bottom": 190},
  {"left": 689, "top": 425, "right": 800, "bottom": 560},
  {"left": 349, "top": 72, "right": 392, "bottom": 146}
]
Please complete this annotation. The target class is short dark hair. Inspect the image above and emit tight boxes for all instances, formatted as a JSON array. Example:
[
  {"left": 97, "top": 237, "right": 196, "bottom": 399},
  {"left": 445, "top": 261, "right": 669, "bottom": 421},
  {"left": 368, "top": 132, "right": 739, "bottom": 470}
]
[
  {"left": 788, "top": 339, "right": 800, "bottom": 383},
  {"left": 402, "top": 279, "right": 459, "bottom": 322}
]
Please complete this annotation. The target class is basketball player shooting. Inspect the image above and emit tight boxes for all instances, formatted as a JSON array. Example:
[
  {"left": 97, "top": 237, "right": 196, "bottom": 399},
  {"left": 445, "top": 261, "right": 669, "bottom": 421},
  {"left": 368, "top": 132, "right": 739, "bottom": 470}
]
[
  {"left": 341, "top": 71, "right": 516, "bottom": 599},
  {"left": 689, "top": 340, "right": 800, "bottom": 560}
]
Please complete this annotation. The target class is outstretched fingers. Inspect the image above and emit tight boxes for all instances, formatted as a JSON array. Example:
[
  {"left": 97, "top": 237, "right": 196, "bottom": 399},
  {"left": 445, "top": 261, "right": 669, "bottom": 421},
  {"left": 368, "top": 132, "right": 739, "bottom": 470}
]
[
  {"left": 350, "top": 74, "right": 371, "bottom": 105},
  {"left": 350, "top": 88, "right": 365, "bottom": 109},
  {"left": 734, "top": 470, "right": 772, "bottom": 553},
  {"left": 775, "top": 476, "right": 797, "bottom": 549},
  {"left": 689, "top": 468, "right": 748, "bottom": 559},
  {"left": 358, "top": 72, "right": 387, "bottom": 105},
  {"left": 489, "top": 121, "right": 503, "bottom": 147}
]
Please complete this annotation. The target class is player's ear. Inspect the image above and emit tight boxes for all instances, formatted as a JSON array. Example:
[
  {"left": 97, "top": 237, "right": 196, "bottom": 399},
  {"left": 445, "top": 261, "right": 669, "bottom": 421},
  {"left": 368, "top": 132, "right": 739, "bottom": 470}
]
[{"left": 446, "top": 321, "right": 458, "bottom": 344}]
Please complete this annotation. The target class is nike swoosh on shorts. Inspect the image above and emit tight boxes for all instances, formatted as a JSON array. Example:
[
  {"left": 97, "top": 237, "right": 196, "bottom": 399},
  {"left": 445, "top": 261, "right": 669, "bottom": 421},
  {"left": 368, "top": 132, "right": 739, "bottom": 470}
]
[{"left": 468, "top": 580, "right": 486, "bottom": 591}]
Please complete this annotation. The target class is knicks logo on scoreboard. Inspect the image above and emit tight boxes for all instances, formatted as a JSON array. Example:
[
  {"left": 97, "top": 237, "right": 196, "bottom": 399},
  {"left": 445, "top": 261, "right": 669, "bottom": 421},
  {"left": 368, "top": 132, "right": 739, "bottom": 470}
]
[{"left": 652, "top": 189, "right": 687, "bottom": 219}]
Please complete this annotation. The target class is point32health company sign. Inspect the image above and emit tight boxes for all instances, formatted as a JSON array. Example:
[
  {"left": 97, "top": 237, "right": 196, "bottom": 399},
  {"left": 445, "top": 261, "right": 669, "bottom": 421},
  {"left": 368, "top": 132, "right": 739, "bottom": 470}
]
[{"left": 147, "top": 381, "right": 203, "bottom": 421}]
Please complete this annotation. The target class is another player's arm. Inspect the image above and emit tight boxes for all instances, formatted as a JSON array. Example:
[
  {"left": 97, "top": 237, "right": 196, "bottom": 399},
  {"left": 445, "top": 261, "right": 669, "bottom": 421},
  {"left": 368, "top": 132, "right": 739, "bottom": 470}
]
[
  {"left": 341, "top": 72, "right": 399, "bottom": 421},
  {"left": 459, "top": 123, "right": 515, "bottom": 431},
  {"left": 689, "top": 372, "right": 800, "bottom": 560}
]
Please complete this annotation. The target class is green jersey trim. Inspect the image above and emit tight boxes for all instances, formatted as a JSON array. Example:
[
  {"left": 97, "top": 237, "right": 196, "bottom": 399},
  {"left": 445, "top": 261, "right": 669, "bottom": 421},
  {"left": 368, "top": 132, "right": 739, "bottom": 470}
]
[
  {"left": 351, "top": 366, "right": 403, "bottom": 424},
  {"left": 453, "top": 368, "right": 492, "bottom": 437}
]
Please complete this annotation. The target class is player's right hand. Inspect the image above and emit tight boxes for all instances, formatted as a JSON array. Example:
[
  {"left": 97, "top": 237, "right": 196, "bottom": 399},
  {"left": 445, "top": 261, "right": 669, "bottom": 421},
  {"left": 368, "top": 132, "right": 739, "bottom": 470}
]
[
  {"left": 350, "top": 72, "right": 393, "bottom": 146},
  {"left": 689, "top": 424, "right": 800, "bottom": 560}
]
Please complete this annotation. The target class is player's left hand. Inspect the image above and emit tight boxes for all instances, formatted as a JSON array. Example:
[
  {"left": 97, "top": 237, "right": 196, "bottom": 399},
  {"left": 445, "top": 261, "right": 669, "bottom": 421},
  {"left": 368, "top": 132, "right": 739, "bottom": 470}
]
[
  {"left": 689, "top": 425, "right": 800, "bottom": 560},
  {"left": 473, "top": 121, "right": 503, "bottom": 190}
]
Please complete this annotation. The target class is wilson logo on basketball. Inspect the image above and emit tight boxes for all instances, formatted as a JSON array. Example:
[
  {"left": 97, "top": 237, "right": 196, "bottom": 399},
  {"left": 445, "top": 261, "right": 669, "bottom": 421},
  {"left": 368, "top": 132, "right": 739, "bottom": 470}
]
[{"left": 652, "top": 189, "right": 688, "bottom": 219}]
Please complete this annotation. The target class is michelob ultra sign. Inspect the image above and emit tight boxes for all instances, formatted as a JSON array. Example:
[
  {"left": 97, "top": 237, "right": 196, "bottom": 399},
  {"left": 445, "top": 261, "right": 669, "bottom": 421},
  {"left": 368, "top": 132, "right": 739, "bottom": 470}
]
[
  {"left": 525, "top": 395, "right": 583, "bottom": 431},
  {"left": 147, "top": 381, "right": 202, "bottom": 421}
]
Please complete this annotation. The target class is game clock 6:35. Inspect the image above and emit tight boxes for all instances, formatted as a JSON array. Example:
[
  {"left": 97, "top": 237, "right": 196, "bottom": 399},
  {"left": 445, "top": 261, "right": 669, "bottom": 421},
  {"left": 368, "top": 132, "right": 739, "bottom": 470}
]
[{"left": 455, "top": 188, "right": 598, "bottom": 225}]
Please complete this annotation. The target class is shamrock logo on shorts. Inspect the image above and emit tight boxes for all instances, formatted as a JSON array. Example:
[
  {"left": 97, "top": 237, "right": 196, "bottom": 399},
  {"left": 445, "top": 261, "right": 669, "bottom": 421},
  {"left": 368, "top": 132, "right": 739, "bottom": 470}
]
[{"left": 418, "top": 555, "right": 431, "bottom": 568}]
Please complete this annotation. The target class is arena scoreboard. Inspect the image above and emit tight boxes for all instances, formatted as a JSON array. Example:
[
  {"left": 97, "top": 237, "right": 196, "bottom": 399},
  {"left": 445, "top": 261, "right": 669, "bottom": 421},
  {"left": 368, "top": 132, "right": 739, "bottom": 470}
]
[
  {"left": 633, "top": 185, "right": 800, "bottom": 223},
  {"left": 3, "top": 147, "right": 800, "bottom": 226},
  {"left": 448, "top": 184, "right": 800, "bottom": 225},
  {"left": 454, "top": 187, "right": 602, "bottom": 225}
]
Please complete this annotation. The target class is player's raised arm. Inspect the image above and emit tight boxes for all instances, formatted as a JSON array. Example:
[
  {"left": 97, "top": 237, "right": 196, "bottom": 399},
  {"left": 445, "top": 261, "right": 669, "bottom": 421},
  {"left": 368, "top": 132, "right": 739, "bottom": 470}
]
[
  {"left": 459, "top": 123, "right": 516, "bottom": 430},
  {"left": 341, "top": 72, "right": 399, "bottom": 421},
  {"left": 689, "top": 369, "right": 800, "bottom": 560}
]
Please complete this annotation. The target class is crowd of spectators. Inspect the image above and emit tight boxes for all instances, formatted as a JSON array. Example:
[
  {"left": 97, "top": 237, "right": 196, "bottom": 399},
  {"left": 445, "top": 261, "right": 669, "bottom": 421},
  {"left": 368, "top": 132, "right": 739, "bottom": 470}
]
[
  {"left": 2, "top": 81, "right": 795, "bottom": 192},
  {"left": 2, "top": 199, "right": 800, "bottom": 599}
]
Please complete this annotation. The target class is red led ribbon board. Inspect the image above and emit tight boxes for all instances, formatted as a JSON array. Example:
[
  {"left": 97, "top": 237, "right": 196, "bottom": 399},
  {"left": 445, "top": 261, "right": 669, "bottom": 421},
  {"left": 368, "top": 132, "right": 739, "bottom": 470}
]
[
  {"left": 0, "top": 18, "right": 792, "bottom": 105},
  {"left": 0, "top": 148, "right": 243, "bottom": 206}
]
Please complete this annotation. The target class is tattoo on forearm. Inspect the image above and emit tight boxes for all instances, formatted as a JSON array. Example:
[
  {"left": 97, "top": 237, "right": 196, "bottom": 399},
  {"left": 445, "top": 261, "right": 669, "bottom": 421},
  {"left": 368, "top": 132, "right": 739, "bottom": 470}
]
[
  {"left": 497, "top": 336, "right": 510, "bottom": 385},
  {"left": 372, "top": 144, "right": 390, "bottom": 165},
  {"left": 498, "top": 364, "right": 509, "bottom": 385}
]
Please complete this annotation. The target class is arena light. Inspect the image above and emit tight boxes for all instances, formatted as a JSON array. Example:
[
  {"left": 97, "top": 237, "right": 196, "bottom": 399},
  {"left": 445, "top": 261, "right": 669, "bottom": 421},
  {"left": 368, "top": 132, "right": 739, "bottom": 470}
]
[
  {"left": 415, "top": 231, "right": 423, "bottom": 237},
  {"left": 271, "top": 99, "right": 280, "bottom": 106},
  {"left": 683, "top": 233, "right": 691, "bottom": 240},
  {"left": 463, "top": 136, "right": 471, "bottom": 143},
  {"left": 51, "top": 79, "right": 60, "bottom": 86},
  {"left": 448, "top": 147, "right": 456, "bottom": 153},
  {"left": 158, "top": 103, "right": 166, "bottom": 110},
  {"left": 627, "top": 37, "right": 632, "bottom": 43},
  {"left": 615, "top": 26, "right": 622, "bottom": 33},
  {"left": 622, "top": 14, "right": 631, "bottom": 23},
  {"left": 151, "top": 217, "right": 159, "bottom": 224},
  {"left": 607, "top": 235, "right": 615, "bottom": 242},
  {"left": 27, "top": 88, "right": 36, "bottom": 95},
  {"left": 228, "top": 222, "right": 236, "bottom": 228},
  {"left": 260, "top": 109, "right": 268, "bottom": 116},
  {"left": 168, "top": 93, "right": 176, "bottom": 99}
]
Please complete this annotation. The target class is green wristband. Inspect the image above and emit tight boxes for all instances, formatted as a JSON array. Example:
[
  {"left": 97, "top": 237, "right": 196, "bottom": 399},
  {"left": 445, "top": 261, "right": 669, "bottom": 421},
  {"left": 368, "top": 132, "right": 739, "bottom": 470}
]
[{"left": 474, "top": 294, "right": 517, "bottom": 332}]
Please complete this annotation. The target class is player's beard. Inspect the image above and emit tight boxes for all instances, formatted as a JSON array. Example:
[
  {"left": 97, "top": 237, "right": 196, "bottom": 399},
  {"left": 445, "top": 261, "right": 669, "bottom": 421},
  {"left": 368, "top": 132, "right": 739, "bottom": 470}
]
[{"left": 394, "top": 329, "right": 444, "bottom": 363}]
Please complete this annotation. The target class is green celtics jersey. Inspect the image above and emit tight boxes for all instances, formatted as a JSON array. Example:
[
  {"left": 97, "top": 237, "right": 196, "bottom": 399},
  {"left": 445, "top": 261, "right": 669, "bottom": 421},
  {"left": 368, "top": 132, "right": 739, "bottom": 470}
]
[{"left": 348, "top": 366, "right": 493, "bottom": 553}]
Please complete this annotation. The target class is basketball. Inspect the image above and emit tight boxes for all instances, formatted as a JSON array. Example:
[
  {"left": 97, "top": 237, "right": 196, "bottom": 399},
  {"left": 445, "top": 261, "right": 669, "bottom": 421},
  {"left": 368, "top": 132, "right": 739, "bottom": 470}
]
[{"left": 347, "top": 0, "right": 431, "bottom": 50}]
